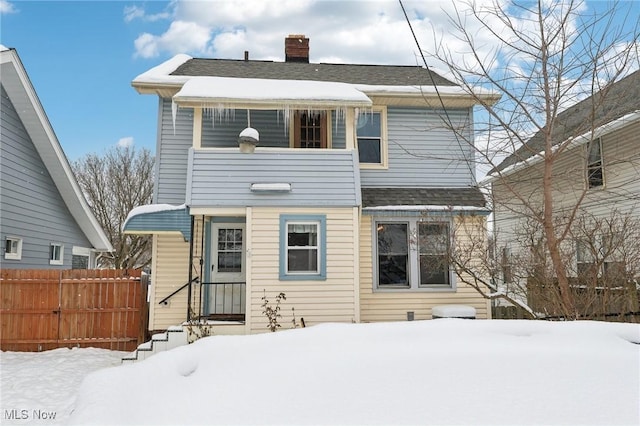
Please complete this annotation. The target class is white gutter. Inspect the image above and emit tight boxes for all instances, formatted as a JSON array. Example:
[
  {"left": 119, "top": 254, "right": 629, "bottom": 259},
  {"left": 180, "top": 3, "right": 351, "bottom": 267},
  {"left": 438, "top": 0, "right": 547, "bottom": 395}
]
[{"left": 482, "top": 110, "right": 640, "bottom": 184}]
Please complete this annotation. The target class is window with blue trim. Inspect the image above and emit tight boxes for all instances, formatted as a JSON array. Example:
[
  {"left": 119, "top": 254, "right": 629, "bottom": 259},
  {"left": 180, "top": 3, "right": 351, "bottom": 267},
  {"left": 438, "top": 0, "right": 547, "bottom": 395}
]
[{"left": 280, "top": 215, "right": 326, "bottom": 280}]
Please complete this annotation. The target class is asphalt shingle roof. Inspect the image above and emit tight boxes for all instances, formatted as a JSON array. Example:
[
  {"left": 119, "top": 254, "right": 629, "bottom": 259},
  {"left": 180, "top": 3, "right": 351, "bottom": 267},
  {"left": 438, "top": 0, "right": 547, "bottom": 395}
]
[
  {"left": 171, "top": 58, "right": 456, "bottom": 87},
  {"left": 493, "top": 69, "right": 640, "bottom": 173},
  {"left": 361, "top": 187, "right": 487, "bottom": 208}
]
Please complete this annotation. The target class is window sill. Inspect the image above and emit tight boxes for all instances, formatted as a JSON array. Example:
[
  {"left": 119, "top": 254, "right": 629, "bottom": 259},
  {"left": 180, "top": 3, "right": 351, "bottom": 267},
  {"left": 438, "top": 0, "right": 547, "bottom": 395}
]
[
  {"left": 279, "top": 274, "right": 327, "bottom": 281},
  {"left": 359, "top": 163, "right": 388, "bottom": 170},
  {"left": 374, "top": 286, "right": 456, "bottom": 293},
  {"left": 49, "top": 260, "right": 63, "bottom": 266},
  {"left": 4, "top": 254, "right": 21, "bottom": 260}
]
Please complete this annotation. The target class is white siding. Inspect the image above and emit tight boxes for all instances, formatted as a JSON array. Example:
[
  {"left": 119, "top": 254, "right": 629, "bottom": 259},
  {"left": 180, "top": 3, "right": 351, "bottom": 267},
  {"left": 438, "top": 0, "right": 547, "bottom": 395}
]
[
  {"left": 248, "top": 207, "right": 359, "bottom": 333},
  {"left": 359, "top": 215, "right": 490, "bottom": 322}
]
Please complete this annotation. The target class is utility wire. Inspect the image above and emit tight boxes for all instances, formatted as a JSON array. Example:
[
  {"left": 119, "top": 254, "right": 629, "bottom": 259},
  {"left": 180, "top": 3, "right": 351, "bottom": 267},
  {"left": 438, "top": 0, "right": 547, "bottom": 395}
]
[{"left": 398, "top": 0, "right": 478, "bottom": 184}]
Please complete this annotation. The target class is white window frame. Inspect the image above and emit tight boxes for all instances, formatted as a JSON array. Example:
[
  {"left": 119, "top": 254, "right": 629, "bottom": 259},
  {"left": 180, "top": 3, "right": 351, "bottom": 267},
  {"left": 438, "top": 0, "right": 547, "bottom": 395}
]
[
  {"left": 4, "top": 236, "right": 23, "bottom": 260},
  {"left": 285, "top": 221, "right": 320, "bottom": 275},
  {"left": 356, "top": 106, "right": 388, "bottom": 169},
  {"left": 373, "top": 218, "right": 455, "bottom": 291},
  {"left": 586, "top": 137, "right": 604, "bottom": 189},
  {"left": 49, "top": 243, "right": 64, "bottom": 265}
]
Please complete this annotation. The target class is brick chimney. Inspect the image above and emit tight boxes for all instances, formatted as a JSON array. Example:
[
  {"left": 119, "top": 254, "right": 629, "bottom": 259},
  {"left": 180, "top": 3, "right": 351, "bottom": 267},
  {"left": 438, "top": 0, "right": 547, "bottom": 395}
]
[{"left": 285, "top": 34, "right": 309, "bottom": 63}]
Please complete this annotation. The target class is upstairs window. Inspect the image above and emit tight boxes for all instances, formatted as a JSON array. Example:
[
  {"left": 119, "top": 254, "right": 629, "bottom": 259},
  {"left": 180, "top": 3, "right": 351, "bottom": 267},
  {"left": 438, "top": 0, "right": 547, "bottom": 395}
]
[
  {"left": 293, "top": 111, "right": 327, "bottom": 148},
  {"left": 4, "top": 237, "right": 22, "bottom": 260},
  {"left": 587, "top": 138, "right": 604, "bottom": 188},
  {"left": 357, "top": 108, "right": 387, "bottom": 168},
  {"left": 50, "top": 243, "right": 63, "bottom": 265}
]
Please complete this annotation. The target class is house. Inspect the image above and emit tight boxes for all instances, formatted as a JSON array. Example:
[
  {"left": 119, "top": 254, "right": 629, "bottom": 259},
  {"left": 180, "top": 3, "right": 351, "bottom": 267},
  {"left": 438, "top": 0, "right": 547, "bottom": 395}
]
[
  {"left": 488, "top": 69, "right": 640, "bottom": 314},
  {"left": 0, "top": 47, "right": 113, "bottom": 269},
  {"left": 124, "top": 35, "right": 500, "bottom": 334}
]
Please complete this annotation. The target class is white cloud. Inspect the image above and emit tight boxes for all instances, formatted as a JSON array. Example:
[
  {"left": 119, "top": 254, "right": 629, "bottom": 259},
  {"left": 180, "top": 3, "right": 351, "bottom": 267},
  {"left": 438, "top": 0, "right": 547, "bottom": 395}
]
[
  {"left": 123, "top": 4, "right": 170, "bottom": 23},
  {"left": 117, "top": 137, "right": 134, "bottom": 148},
  {"left": 130, "top": 0, "right": 496, "bottom": 65},
  {"left": 134, "top": 20, "right": 211, "bottom": 58},
  {"left": 0, "top": 0, "right": 16, "bottom": 14}
]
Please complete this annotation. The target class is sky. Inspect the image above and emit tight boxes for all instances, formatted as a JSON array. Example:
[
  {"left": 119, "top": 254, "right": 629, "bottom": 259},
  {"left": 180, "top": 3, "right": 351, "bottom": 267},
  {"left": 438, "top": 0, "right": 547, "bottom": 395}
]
[
  {"left": 1, "top": 0, "right": 638, "bottom": 161},
  {"left": 1, "top": 319, "right": 639, "bottom": 425}
]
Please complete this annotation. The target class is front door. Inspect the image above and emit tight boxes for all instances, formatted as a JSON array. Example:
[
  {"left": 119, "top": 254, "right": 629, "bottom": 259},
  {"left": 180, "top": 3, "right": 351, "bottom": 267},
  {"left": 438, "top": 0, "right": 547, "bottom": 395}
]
[{"left": 207, "top": 223, "right": 246, "bottom": 316}]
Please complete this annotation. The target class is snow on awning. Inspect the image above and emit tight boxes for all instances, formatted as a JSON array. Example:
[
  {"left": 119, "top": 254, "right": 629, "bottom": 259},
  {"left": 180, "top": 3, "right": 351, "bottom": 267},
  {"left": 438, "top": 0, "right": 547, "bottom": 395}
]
[
  {"left": 172, "top": 76, "right": 373, "bottom": 109},
  {"left": 123, "top": 204, "right": 191, "bottom": 241}
]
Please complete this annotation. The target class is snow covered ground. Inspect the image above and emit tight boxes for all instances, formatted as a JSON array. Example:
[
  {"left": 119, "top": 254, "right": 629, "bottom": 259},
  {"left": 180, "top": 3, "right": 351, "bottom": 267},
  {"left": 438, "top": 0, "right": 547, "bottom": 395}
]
[{"left": 2, "top": 319, "right": 639, "bottom": 425}]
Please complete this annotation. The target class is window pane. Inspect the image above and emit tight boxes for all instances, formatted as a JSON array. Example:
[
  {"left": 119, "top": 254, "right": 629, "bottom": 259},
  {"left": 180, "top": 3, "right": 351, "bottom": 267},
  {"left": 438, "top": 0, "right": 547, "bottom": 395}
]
[
  {"left": 288, "top": 248, "right": 318, "bottom": 272},
  {"left": 358, "top": 138, "right": 381, "bottom": 163},
  {"left": 218, "top": 252, "right": 242, "bottom": 272},
  {"left": 288, "top": 224, "right": 318, "bottom": 246},
  {"left": 72, "top": 255, "right": 89, "bottom": 269},
  {"left": 377, "top": 223, "right": 409, "bottom": 286},
  {"left": 418, "top": 223, "right": 449, "bottom": 285},
  {"left": 356, "top": 112, "right": 381, "bottom": 137},
  {"left": 420, "top": 255, "right": 449, "bottom": 285}
]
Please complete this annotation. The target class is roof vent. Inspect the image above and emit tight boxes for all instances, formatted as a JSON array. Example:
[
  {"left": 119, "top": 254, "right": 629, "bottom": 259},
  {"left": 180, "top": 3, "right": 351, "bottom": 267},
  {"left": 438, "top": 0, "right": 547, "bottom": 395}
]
[{"left": 238, "top": 127, "right": 259, "bottom": 153}]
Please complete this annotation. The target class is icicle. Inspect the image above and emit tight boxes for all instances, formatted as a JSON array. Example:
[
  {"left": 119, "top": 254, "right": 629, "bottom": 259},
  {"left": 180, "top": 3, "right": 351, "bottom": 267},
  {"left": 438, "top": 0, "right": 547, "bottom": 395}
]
[
  {"left": 247, "top": 109, "right": 251, "bottom": 127},
  {"left": 171, "top": 100, "right": 178, "bottom": 136}
]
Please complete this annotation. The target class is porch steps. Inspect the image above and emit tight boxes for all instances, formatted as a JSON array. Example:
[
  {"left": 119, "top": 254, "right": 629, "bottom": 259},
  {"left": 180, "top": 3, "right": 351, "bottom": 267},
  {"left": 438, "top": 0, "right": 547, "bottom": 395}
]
[{"left": 121, "top": 325, "right": 187, "bottom": 363}]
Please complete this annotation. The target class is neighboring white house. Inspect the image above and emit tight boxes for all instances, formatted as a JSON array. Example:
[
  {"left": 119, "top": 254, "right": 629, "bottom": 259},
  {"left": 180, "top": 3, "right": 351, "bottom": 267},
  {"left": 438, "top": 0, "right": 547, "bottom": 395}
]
[
  {"left": 0, "top": 46, "right": 112, "bottom": 269},
  {"left": 124, "top": 35, "right": 500, "bottom": 334},
  {"left": 487, "top": 69, "right": 640, "bottom": 312}
]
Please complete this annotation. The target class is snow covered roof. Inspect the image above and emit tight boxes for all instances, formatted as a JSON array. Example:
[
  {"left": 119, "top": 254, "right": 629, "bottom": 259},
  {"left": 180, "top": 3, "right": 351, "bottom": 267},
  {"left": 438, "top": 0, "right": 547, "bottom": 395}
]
[
  {"left": 123, "top": 204, "right": 191, "bottom": 241},
  {"left": 173, "top": 76, "right": 373, "bottom": 109},
  {"left": 132, "top": 55, "right": 500, "bottom": 106}
]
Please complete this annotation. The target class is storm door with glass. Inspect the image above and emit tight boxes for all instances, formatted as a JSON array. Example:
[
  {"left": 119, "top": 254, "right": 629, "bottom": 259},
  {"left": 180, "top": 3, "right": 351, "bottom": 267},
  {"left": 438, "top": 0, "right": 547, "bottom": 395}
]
[{"left": 207, "top": 223, "right": 246, "bottom": 318}]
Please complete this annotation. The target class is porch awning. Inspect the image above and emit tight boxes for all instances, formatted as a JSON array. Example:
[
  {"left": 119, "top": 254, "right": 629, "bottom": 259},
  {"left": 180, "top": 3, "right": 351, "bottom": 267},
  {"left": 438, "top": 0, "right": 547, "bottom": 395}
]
[
  {"left": 172, "top": 76, "right": 373, "bottom": 109},
  {"left": 123, "top": 204, "right": 191, "bottom": 241}
]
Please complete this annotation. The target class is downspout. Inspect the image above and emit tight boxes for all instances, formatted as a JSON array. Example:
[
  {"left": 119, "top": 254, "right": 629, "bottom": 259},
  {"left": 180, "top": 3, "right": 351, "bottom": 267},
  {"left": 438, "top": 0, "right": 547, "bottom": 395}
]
[
  {"left": 186, "top": 215, "right": 195, "bottom": 321},
  {"left": 199, "top": 215, "right": 205, "bottom": 317}
]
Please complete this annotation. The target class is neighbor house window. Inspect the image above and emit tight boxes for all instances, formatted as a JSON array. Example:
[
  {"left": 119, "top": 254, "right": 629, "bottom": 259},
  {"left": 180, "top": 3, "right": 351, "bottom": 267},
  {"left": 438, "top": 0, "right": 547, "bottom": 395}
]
[
  {"left": 293, "top": 111, "right": 327, "bottom": 148},
  {"left": 4, "top": 237, "right": 22, "bottom": 260},
  {"left": 375, "top": 219, "right": 453, "bottom": 290},
  {"left": 357, "top": 107, "right": 387, "bottom": 168},
  {"left": 279, "top": 215, "right": 326, "bottom": 280},
  {"left": 72, "top": 246, "right": 92, "bottom": 269},
  {"left": 576, "top": 240, "right": 596, "bottom": 278},
  {"left": 601, "top": 233, "right": 625, "bottom": 282},
  {"left": 49, "top": 243, "right": 63, "bottom": 265},
  {"left": 587, "top": 138, "right": 604, "bottom": 188}
]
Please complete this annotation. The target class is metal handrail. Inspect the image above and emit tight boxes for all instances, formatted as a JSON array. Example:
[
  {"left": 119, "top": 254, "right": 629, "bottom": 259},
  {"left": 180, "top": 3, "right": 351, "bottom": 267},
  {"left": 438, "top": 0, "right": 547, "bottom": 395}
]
[{"left": 159, "top": 277, "right": 199, "bottom": 305}]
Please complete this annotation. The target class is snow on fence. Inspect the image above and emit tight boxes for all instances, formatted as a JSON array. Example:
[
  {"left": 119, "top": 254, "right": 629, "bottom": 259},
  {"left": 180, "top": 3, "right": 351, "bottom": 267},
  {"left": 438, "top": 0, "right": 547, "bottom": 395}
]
[{"left": 0, "top": 269, "right": 148, "bottom": 352}]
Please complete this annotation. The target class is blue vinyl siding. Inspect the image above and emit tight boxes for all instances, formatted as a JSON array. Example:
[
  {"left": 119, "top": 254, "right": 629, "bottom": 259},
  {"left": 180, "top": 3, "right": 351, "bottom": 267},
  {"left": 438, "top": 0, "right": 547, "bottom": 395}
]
[
  {"left": 187, "top": 149, "right": 361, "bottom": 208},
  {"left": 156, "top": 98, "right": 193, "bottom": 204},
  {"left": 360, "top": 106, "right": 475, "bottom": 187},
  {"left": 0, "top": 85, "right": 92, "bottom": 269}
]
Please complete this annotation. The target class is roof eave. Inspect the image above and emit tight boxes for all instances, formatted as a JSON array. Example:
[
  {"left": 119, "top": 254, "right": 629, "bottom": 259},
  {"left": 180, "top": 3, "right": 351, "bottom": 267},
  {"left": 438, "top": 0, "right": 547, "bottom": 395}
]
[
  {"left": 483, "top": 110, "right": 640, "bottom": 184},
  {"left": 1, "top": 49, "right": 113, "bottom": 252}
]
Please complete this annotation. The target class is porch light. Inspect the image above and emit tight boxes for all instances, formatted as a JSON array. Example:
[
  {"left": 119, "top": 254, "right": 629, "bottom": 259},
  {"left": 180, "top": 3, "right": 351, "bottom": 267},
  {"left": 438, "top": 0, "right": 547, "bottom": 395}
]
[
  {"left": 250, "top": 183, "right": 292, "bottom": 192},
  {"left": 238, "top": 127, "right": 259, "bottom": 153}
]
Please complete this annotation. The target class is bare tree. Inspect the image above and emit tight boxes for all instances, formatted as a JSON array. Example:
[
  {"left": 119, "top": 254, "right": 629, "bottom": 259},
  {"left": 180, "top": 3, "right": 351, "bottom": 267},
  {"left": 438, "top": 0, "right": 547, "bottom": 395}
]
[
  {"left": 73, "top": 146, "right": 154, "bottom": 269},
  {"left": 417, "top": 0, "right": 640, "bottom": 318}
]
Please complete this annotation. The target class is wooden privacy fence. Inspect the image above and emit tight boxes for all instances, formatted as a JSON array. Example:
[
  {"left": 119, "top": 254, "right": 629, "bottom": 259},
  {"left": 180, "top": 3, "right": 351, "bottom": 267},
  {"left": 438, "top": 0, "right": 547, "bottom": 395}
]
[{"left": 1, "top": 269, "right": 148, "bottom": 352}]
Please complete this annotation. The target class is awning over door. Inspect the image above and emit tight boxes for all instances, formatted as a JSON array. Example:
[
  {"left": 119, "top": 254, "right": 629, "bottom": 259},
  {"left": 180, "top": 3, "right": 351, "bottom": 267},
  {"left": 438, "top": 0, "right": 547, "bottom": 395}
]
[{"left": 123, "top": 204, "right": 191, "bottom": 241}]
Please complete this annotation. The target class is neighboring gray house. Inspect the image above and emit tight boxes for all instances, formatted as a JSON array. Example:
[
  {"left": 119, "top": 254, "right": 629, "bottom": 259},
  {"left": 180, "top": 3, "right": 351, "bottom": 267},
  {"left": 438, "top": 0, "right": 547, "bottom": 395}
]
[
  {"left": 488, "top": 69, "right": 640, "bottom": 306},
  {"left": 1, "top": 47, "right": 112, "bottom": 269},
  {"left": 124, "top": 35, "right": 499, "bottom": 334}
]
